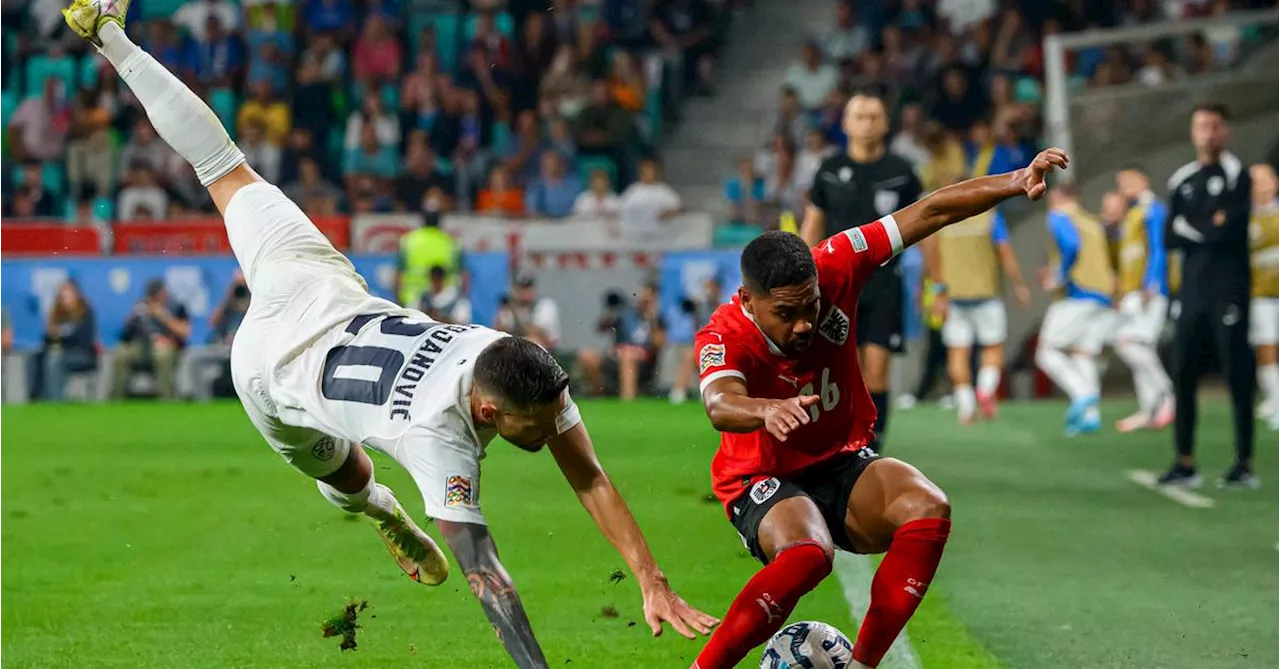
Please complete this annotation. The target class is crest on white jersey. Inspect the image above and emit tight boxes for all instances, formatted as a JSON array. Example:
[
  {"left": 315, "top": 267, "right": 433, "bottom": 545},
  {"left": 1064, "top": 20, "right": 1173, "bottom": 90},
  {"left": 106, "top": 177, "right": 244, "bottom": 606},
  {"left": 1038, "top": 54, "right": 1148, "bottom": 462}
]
[
  {"left": 819, "top": 306, "right": 850, "bottom": 345},
  {"left": 874, "top": 189, "right": 899, "bottom": 215}
]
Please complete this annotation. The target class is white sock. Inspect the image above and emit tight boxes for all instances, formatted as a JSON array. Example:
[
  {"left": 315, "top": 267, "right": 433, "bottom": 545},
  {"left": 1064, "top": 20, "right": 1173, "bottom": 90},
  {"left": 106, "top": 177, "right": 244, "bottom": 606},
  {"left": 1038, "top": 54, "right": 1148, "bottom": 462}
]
[
  {"left": 1036, "top": 347, "right": 1087, "bottom": 402},
  {"left": 955, "top": 384, "right": 976, "bottom": 421},
  {"left": 1260, "top": 364, "right": 1279, "bottom": 415},
  {"left": 98, "top": 22, "right": 244, "bottom": 186},
  {"left": 1115, "top": 341, "right": 1155, "bottom": 413},
  {"left": 976, "top": 366, "right": 1001, "bottom": 396},
  {"left": 318, "top": 475, "right": 397, "bottom": 520},
  {"left": 1071, "top": 353, "right": 1100, "bottom": 399}
]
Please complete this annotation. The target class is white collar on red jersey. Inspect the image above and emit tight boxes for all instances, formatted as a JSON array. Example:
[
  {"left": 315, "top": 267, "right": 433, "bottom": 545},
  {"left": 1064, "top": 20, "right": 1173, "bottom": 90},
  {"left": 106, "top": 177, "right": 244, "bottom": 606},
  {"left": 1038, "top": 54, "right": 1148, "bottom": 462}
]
[{"left": 740, "top": 302, "right": 785, "bottom": 356}]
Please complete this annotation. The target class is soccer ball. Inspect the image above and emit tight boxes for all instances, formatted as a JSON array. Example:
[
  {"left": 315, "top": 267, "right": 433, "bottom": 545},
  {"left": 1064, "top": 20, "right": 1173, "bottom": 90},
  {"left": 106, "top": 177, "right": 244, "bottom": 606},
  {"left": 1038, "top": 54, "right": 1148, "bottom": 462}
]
[{"left": 759, "top": 621, "right": 854, "bottom": 669}]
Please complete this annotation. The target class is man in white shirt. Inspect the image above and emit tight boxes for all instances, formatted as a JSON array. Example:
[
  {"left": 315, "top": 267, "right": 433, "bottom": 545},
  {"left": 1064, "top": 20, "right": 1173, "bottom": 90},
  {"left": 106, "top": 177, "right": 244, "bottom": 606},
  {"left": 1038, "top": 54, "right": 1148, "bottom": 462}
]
[
  {"left": 820, "top": 2, "right": 870, "bottom": 62},
  {"left": 782, "top": 42, "right": 839, "bottom": 111},
  {"left": 495, "top": 275, "right": 562, "bottom": 351},
  {"left": 572, "top": 169, "right": 623, "bottom": 219},
  {"left": 61, "top": 4, "right": 719, "bottom": 664},
  {"left": 619, "top": 158, "right": 681, "bottom": 241}
]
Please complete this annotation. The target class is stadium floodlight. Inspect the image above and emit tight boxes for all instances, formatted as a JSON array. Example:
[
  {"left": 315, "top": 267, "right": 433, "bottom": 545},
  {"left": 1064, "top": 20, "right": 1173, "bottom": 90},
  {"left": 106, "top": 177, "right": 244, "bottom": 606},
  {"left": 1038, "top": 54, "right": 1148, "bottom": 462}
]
[{"left": 1044, "top": 9, "right": 1278, "bottom": 183}]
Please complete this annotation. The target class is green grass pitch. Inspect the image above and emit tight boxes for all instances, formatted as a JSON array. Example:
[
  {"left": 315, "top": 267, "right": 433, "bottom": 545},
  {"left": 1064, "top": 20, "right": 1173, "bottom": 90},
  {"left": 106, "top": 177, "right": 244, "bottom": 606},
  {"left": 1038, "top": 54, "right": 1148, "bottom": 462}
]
[{"left": 2, "top": 399, "right": 1276, "bottom": 668}]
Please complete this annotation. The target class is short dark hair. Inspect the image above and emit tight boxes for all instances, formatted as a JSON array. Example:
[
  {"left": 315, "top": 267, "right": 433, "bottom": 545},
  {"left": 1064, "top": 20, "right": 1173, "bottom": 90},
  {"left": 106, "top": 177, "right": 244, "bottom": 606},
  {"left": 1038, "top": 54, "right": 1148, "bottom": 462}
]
[
  {"left": 1192, "top": 102, "right": 1230, "bottom": 121},
  {"left": 1118, "top": 163, "right": 1147, "bottom": 174},
  {"left": 741, "top": 231, "right": 816, "bottom": 293},
  {"left": 474, "top": 337, "right": 569, "bottom": 409}
]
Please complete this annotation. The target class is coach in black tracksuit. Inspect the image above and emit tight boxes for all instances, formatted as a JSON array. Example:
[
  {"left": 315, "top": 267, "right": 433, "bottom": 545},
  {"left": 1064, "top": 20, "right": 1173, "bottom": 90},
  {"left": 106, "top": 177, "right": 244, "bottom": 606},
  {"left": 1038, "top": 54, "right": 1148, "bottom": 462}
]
[
  {"left": 801, "top": 92, "right": 922, "bottom": 450},
  {"left": 1158, "top": 104, "right": 1257, "bottom": 489}
]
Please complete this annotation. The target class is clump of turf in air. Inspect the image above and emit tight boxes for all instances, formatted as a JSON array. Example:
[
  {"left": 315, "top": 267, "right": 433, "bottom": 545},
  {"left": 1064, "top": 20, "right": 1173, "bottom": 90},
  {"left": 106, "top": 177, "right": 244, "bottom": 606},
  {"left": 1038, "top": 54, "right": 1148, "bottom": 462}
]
[{"left": 321, "top": 600, "right": 369, "bottom": 651}]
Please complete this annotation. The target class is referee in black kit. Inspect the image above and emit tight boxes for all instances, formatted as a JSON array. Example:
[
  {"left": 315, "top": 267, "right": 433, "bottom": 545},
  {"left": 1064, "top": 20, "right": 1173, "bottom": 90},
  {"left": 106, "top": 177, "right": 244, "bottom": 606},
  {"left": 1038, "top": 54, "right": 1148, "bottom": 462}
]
[
  {"left": 1157, "top": 103, "right": 1258, "bottom": 490},
  {"left": 800, "top": 91, "right": 922, "bottom": 450}
]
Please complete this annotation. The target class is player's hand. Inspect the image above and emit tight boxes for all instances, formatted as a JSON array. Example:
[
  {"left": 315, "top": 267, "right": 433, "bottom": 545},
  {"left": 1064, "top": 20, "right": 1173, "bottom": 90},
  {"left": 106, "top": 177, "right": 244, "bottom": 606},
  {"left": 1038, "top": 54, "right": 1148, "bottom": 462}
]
[
  {"left": 931, "top": 293, "right": 950, "bottom": 320},
  {"left": 1020, "top": 148, "right": 1069, "bottom": 200},
  {"left": 1013, "top": 283, "right": 1032, "bottom": 308},
  {"left": 763, "top": 395, "right": 820, "bottom": 441},
  {"left": 641, "top": 582, "right": 720, "bottom": 639}
]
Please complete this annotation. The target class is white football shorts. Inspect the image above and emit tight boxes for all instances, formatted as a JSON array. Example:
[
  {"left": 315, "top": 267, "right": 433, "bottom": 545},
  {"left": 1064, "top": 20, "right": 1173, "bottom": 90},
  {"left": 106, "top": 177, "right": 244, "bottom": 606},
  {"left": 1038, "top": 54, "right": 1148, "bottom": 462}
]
[
  {"left": 1040, "top": 299, "right": 1115, "bottom": 355},
  {"left": 1250, "top": 297, "right": 1279, "bottom": 347},
  {"left": 1112, "top": 292, "right": 1167, "bottom": 345},
  {"left": 942, "top": 299, "right": 1007, "bottom": 348}
]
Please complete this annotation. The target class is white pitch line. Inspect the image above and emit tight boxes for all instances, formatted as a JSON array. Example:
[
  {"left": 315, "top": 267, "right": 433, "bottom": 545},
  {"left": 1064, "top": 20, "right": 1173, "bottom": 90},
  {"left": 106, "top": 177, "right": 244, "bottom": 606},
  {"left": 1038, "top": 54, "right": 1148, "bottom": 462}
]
[
  {"left": 833, "top": 552, "right": 922, "bottom": 669},
  {"left": 1125, "top": 469, "right": 1215, "bottom": 508}
]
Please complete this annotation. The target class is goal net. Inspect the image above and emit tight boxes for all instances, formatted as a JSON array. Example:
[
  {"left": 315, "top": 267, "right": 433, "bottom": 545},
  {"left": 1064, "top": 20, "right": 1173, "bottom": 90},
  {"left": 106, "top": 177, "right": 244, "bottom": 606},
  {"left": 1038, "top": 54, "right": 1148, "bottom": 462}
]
[{"left": 1044, "top": 9, "right": 1279, "bottom": 182}]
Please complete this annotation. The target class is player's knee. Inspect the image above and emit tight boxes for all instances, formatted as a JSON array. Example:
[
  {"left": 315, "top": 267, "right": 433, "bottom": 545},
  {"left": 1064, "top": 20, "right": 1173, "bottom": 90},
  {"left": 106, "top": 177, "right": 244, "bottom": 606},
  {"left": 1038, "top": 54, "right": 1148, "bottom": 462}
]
[
  {"left": 1034, "top": 346, "right": 1059, "bottom": 369},
  {"left": 774, "top": 540, "right": 834, "bottom": 588},
  {"left": 894, "top": 485, "right": 951, "bottom": 524}
]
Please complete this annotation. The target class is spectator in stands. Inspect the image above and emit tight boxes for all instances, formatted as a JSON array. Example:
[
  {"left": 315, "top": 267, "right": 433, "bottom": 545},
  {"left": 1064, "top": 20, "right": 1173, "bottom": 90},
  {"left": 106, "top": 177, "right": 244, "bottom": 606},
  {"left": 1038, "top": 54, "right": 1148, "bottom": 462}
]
[
  {"left": 284, "top": 155, "right": 343, "bottom": 213},
  {"left": 303, "top": 0, "right": 356, "bottom": 39},
  {"left": 143, "top": 19, "right": 189, "bottom": 74},
  {"left": 920, "top": 120, "right": 965, "bottom": 193},
  {"left": 964, "top": 117, "right": 1018, "bottom": 178},
  {"left": 931, "top": 66, "right": 984, "bottom": 133},
  {"left": 7, "top": 164, "right": 59, "bottom": 218},
  {"left": 572, "top": 169, "right": 622, "bottom": 219},
  {"left": 400, "top": 52, "right": 441, "bottom": 120},
  {"left": 72, "top": 184, "right": 109, "bottom": 226},
  {"left": 514, "top": 12, "right": 559, "bottom": 111},
  {"left": 607, "top": 50, "right": 647, "bottom": 113},
  {"left": 540, "top": 44, "right": 592, "bottom": 119},
  {"left": 890, "top": 102, "right": 930, "bottom": 171},
  {"left": 419, "top": 266, "right": 473, "bottom": 325},
  {"left": 577, "top": 283, "right": 665, "bottom": 400},
  {"left": 248, "top": 42, "right": 290, "bottom": 96},
  {"left": 353, "top": 15, "right": 402, "bottom": 83},
  {"left": 471, "top": 10, "right": 514, "bottom": 72},
  {"left": 41, "top": 279, "right": 97, "bottom": 402},
  {"left": 525, "top": 151, "right": 584, "bottom": 218},
  {"left": 344, "top": 90, "right": 401, "bottom": 151},
  {"left": 542, "top": 115, "right": 579, "bottom": 168},
  {"left": 119, "top": 120, "right": 179, "bottom": 181},
  {"left": 477, "top": 164, "right": 526, "bottom": 217},
  {"left": 762, "top": 134, "right": 804, "bottom": 216},
  {"left": 301, "top": 31, "right": 346, "bottom": 83},
  {"left": 1205, "top": 0, "right": 1242, "bottom": 65},
  {"left": 290, "top": 63, "right": 336, "bottom": 156},
  {"left": 650, "top": 0, "right": 718, "bottom": 95},
  {"left": 504, "top": 109, "right": 546, "bottom": 185},
  {"left": 495, "top": 274, "right": 561, "bottom": 351},
  {"left": 725, "top": 156, "right": 764, "bottom": 225},
  {"left": 344, "top": 122, "right": 399, "bottom": 189},
  {"left": 820, "top": 1, "right": 871, "bottom": 62},
  {"left": 574, "top": 80, "right": 636, "bottom": 181},
  {"left": 796, "top": 127, "right": 834, "bottom": 192},
  {"left": 783, "top": 41, "right": 839, "bottom": 111},
  {"left": 761, "top": 87, "right": 810, "bottom": 147},
  {"left": 990, "top": 8, "right": 1036, "bottom": 74},
  {"left": 174, "top": 0, "right": 240, "bottom": 41},
  {"left": 238, "top": 79, "right": 292, "bottom": 147},
  {"left": 66, "top": 89, "right": 116, "bottom": 199},
  {"left": 188, "top": 16, "right": 244, "bottom": 89},
  {"left": 880, "top": 25, "right": 919, "bottom": 86},
  {"left": 113, "top": 279, "right": 190, "bottom": 401},
  {"left": 239, "top": 120, "right": 282, "bottom": 183},
  {"left": 1136, "top": 43, "right": 1180, "bottom": 86},
  {"left": 394, "top": 145, "right": 452, "bottom": 212},
  {"left": 988, "top": 73, "right": 1038, "bottom": 139},
  {"left": 619, "top": 158, "right": 681, "bottom": 240},
  {"left": 575, "top": 18, "right": 612, "bottom": 80},
  {"left": 117, "top": 163, "right": 170, "bottom": 221},
  {"left": 8, "top": 78, "right": 71, "bottom": 163}
]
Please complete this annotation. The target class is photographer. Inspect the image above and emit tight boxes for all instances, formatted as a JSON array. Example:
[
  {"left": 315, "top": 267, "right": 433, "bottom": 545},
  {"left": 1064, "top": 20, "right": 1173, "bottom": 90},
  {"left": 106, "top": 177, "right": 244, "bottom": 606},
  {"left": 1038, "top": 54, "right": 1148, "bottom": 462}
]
[
  {"left": 180, "top": 272, "right": 250, "bottom": 400},
  {"left": 493, "top": 274, "right": 561, "bottom": 351},
  {"left": 112, "top": 279, "right": 191, "bottom": 400},
  {"left": 418, "top": 265, "right": 472, "bottom": 325},
  {"left": 576, "top": 284, "right": 667, "bottom": 400}
]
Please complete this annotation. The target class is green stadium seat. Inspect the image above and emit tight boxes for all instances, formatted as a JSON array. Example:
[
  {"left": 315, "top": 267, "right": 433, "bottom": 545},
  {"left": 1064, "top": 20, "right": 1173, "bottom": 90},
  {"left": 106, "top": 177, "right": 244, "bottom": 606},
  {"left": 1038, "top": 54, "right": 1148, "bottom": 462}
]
[
  {"left": 42, "top": 162, "right": 66, "bottom": 198},
  {"left": 25, "top": 55, "right": 77, "bottom": 97},
  {"left": 577, "top": 155, "right": 618, "bottom": 189},
  {"left": 643, "top": 86, "right": 663, "bottom": 142},
  {"left": 208, "top": 88, "right": 238, "bottom": 136},
  {"left": 1, "top": 90, "right": 15, "bottom": 127},
  {"left": 713, "top": 222, "right": 763, "bottom": 248},
  {"left": 142, "top": 0, "right": 188, "bottom": 21},
  {"left": 80, "top": 54, "right": 103, "bottom": 91},
  {"left": 430, "top": 12, "right": 461, "bottom": 73}
]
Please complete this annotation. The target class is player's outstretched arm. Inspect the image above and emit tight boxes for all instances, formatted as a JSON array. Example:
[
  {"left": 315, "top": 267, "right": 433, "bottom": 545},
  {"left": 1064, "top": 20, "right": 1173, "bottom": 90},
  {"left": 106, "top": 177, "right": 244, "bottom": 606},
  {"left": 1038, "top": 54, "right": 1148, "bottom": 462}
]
[
  {"left": 436, "top": 520, "right": 550, "bottom": 669},
  {"left": 893, "top": 148, "right": 1070, "bottom": 249},
  {"left": 701, "top": 376, "right": 820, "bottom": 442},
  {"left": 548, "top": 423, "right": 720, "bottom": 638}
]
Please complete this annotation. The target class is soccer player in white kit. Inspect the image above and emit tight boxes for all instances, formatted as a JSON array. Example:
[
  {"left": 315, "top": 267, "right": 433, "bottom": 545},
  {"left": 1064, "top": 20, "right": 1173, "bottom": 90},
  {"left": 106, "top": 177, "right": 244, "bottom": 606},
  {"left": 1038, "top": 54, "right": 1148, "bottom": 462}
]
[{"left": 63, "top": 2, "right": 718, "bottom": 664}]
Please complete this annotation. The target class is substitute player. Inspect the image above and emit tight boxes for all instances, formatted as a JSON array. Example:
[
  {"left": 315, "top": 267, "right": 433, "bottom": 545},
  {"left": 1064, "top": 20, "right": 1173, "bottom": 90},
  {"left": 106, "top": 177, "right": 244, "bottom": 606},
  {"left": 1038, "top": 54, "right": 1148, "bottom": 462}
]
[
  {"left": 1112, "top": 166, "right": 1176, "bottom": 432},
  {"left": 1035, "top": 185, "right": 1116, "bottom": 437},
  {"left": 691, "top": 148, "right": 1070, "bottom": 669},
  {"left": 928, "top": 204, "right": 1030, "bottom": 424},
  {"left": 63, "top": 4, "right": 717, "bottom": 664},
  {"left": 1249, "top": 163, "right": 1279, "bottom": 431}
]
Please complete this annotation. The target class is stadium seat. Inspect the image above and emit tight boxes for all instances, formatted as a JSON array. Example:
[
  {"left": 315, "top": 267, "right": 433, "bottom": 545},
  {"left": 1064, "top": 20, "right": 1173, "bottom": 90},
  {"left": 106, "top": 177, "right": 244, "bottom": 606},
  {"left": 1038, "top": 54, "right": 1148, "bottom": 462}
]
[
  {"left": 142, "top": 0, "right": 188, "bottom": 21},
  {"left": 80, "top": 54, "right": 102, "bottom": 90},
  {"left": 25, "top": 54, "right": 77, "bottom": 97},
  {"left": 577, "top": 155, "right": 618, "bottom": 189},
  {"left": 208, "top": 88, "right": 239, "bottom": 136},
  {"left": 1, "top": 90, "right": 15, "bottom": 127},
  {"left": 429, "top": 12, "right": 461, "bottom": 74},
  {"left": 463, "top": 11, "right": 514, "bottom": 40}
]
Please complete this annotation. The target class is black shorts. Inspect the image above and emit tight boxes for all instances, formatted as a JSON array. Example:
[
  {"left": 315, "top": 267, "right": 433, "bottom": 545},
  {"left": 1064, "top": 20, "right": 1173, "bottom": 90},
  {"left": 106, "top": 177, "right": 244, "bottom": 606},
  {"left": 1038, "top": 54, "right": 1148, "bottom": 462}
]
[
  {"left": 728, "top": 448, "right": 881, "bottom": 563},
  {"left": 857, "top": 286, "right": 905, "bottom": 353}
]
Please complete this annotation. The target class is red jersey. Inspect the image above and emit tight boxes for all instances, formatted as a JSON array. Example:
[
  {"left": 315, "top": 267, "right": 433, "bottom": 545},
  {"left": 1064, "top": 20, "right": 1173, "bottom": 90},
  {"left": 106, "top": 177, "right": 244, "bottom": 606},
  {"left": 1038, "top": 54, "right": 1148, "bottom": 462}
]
[{"left": 696, "top": 216, "right": 904, "bottom": 513}]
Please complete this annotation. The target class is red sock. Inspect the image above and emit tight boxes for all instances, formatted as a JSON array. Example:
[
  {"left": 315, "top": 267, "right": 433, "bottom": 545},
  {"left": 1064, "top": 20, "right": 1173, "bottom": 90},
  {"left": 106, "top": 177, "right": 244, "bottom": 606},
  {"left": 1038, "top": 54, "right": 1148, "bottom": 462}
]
[
  {"left": 692, "top": 541, "right": 832, "bottom": 669},
  {"left": 853, "top": 517, "right": 951, "bottom": 667}
]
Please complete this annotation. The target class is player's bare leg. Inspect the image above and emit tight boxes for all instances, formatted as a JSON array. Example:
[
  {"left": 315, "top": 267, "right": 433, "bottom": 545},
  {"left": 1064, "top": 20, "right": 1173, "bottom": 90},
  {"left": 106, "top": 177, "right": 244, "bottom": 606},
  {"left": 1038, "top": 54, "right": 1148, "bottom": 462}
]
[
  {"left": 64, "top": 0, "right": 448, "bottom": 585},
  {"left": 859, "top": 344, "right": 892, "bottom": 447},
  {"left": 693, "top": 497, "right": 834, "bottom": 669},
  {"left": 946, "top": 346, "right": 976, "bottom": 425},
  {"left": 843, "top": 458, "right": 951, "bottom": 668},
  {"left": 975, "top": 344, "right": 1003, "bottom": 420},
  {"left": 1114, "top": 336, "right": 1174, "bottom": 432}
]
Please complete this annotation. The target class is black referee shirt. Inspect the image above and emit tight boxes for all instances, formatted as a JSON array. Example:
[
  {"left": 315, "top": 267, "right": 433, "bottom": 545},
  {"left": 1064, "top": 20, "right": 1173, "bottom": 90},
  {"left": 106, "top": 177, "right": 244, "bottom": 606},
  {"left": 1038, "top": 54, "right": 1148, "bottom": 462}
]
[
  {"left": 1165, "top": 152, "right": 1253, "bottom": 301},
  {"left": 809, "top": 152, "right": 922, "bottom": 293}
]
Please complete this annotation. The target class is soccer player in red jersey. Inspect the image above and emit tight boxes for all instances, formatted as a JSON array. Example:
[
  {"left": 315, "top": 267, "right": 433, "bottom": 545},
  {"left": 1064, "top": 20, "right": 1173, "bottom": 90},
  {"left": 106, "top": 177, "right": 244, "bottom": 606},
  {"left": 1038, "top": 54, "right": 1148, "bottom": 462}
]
[{"left": 690, "top": 148, "right": 1070, "bottom": 669}]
